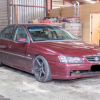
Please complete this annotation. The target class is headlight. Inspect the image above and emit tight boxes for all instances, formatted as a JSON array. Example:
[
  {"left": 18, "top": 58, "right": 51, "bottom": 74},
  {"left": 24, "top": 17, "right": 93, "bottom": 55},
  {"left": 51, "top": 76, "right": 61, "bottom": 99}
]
[{"left": 58, "top": 56, "right": 84, "bottom": 63}]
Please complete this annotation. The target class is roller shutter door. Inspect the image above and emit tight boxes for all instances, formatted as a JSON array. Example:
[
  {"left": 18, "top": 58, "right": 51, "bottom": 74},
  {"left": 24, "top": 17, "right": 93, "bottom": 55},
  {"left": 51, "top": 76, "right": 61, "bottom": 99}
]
[{"left": 0, "top": 0, "right": 8, "bottom": 31}]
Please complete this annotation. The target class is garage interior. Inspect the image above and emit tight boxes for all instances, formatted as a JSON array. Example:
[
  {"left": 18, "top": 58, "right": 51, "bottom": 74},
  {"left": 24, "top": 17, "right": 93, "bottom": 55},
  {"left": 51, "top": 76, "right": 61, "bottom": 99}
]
[
  {"left": 1, "top": 0, "right": 100, "bottom": 100},
  {"left": 1, "top": 0, "right": 100, "bottom": 44}
]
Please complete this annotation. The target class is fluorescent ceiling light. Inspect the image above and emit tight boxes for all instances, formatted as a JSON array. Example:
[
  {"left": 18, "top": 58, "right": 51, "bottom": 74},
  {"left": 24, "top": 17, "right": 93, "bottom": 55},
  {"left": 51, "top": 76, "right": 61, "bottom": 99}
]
[
  {"left": 85, "top": 0, "right": 91, "bottom": 1},
  {"left": 85, "top": 0, "right": 96, "bottom": 3},
  {"left": 91, "top": 1, "right": 96, "bottom": 3}
]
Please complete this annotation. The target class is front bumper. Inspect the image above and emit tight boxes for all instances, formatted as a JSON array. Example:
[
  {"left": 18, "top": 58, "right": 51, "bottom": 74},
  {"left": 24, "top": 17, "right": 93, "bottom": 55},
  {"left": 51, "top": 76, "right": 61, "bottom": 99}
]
[{"left": 48, "top": 61, "right": 100, "bottom": 79}]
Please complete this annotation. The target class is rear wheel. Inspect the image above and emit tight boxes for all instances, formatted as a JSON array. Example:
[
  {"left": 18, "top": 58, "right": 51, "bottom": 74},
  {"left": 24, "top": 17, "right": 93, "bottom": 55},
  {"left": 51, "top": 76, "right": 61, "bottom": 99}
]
[{"left": 33, "top": 55, "right": 52, "bottom": 82}]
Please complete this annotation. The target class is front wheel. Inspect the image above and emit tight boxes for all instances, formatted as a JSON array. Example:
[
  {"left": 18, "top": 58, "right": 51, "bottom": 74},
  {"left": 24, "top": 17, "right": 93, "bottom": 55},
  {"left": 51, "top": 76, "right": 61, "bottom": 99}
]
[{"left": 33, "top": 55, "right": 52, "bottom": 82}]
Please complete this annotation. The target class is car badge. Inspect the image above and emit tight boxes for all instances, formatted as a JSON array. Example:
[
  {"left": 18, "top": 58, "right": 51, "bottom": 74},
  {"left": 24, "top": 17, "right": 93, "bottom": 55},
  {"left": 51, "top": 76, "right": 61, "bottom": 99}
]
[{"left": 95, "top": 57, "right": 99, "bottom": 61}]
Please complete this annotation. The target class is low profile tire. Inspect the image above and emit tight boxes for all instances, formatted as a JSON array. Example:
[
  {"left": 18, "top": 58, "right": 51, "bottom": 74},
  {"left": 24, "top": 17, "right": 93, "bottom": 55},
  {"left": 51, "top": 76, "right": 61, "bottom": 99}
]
[{"left": 33, "top": 55, "right": 52, "bottom": 82}]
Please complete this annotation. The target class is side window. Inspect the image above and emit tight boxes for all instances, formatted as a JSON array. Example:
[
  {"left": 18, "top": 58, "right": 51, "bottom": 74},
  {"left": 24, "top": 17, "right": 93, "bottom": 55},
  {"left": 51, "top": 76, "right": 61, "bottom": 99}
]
[
  {"left": 0, "top": 29, "right": 5, "bottom": 38},
  {"left": 14, "top": 26, "right": 28, "bottom": 41},
  {"left": 0, "top": 26, "right": 15, "bottom": 40}
]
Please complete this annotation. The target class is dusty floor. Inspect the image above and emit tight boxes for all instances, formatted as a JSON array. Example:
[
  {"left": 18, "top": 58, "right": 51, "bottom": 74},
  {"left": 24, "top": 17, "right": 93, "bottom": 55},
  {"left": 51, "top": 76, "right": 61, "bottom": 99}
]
[{"left": 0, "top": 65, "right": 100, "bottom": 100}]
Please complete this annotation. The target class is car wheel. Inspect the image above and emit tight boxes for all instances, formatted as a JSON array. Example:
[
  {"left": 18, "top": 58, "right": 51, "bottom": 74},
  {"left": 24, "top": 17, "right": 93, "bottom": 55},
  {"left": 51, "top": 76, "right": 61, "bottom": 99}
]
[{"left": 33, "top": 55, "right": 52, "bottom": 82}]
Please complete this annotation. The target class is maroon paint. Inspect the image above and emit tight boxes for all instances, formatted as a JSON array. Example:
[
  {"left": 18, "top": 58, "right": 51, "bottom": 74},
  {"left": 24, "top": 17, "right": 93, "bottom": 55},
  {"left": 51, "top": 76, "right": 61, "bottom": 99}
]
[{"left": 0, "top": 24, "right": 100, "bottom": 80}]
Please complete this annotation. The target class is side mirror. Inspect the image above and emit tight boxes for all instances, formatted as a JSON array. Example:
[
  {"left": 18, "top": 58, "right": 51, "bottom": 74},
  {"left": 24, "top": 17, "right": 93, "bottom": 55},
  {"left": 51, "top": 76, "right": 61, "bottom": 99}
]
[{"left": 16, "top": 37, "right": 28, "bottom": 43}]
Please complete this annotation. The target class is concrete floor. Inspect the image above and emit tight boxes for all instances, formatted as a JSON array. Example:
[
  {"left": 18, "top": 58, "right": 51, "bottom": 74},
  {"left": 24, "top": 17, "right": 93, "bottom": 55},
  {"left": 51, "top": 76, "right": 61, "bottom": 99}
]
[{"left": 0, "top": 65, "right": 100, "bottom": 100}]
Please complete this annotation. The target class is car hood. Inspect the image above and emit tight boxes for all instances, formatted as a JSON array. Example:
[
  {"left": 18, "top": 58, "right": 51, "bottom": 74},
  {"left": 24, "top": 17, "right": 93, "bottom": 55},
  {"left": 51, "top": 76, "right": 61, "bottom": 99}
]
[{"left": 36, "top": 41, "right": 100, "bottom": 57}]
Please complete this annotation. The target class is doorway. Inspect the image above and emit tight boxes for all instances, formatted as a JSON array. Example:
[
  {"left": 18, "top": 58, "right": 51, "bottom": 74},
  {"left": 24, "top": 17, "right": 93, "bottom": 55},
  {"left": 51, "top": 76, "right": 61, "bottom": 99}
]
[{"left": 91, "top": 13, "right": 100, "bottom": 45}]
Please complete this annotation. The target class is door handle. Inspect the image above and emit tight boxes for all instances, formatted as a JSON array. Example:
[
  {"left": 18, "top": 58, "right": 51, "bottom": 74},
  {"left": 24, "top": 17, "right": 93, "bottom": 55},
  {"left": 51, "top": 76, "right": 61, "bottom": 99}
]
[{"left": 9, "top": 45, "right": 12, "bottom": 48}]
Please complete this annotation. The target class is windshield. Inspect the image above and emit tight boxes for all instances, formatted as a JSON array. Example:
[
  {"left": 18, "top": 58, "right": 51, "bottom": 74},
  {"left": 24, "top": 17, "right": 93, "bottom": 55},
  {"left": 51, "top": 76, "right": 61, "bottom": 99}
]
[{"left": 27, "top": 26, "right": 77, "bottom": 41}]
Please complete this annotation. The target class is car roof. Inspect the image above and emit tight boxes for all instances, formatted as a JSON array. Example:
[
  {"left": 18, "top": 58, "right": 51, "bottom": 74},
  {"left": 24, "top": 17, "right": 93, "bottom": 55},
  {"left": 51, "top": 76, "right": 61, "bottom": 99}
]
[{"left": 12, "top": 24, "right": 59, "bottom": 28}]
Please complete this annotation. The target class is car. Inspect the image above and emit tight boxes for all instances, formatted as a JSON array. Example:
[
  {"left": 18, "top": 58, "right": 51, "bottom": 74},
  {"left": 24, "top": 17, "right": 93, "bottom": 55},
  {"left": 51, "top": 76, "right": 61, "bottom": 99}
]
[{"left": 0, "top": 24, "right": 100, "bottom": 82}]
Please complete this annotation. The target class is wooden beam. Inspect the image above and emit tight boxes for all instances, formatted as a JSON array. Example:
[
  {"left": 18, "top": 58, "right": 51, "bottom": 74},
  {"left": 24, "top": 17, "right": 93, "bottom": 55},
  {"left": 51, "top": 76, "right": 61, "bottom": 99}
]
[
  {"left": 53, "top": 0, "right": 73, "bottom": 4},
  {"left": 63, "top": 0, "right": 65, "bottom": 5},
  {"left": 9, "top": 4, "right": 47, "bottom": 8},
  {"left": 15, "top": 5, "right": 18, "bottom": 24},
  {"left": 8, "top": 0, "right": 10, "bottom": 25},
  {"left": 65, "top": 0, "right": 100, "bottom": 5},
  {"left": 72, "top": 0, "right": 98, "bottom": 4},
  {"left": 65, "top": 0, "right": 73, "bottom": 4},
  {"left": 12, "top": 0, "right": 14, "bottom": 24},
  {"left": 53, "top": 1, "right": 63, "bottom": 3},
  {"left": 46, "top": 0, "right": 52, "bottom": 17}
]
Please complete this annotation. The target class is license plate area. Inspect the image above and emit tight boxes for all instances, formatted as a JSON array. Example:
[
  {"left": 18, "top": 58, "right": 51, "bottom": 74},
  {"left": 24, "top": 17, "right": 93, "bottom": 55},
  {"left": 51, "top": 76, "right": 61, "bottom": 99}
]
[
  {"left": 91, "top": 65, "right": 100, "bottom": 71},
  {"left": 70, "top": 70, "right": 100, "bottom": 76}
]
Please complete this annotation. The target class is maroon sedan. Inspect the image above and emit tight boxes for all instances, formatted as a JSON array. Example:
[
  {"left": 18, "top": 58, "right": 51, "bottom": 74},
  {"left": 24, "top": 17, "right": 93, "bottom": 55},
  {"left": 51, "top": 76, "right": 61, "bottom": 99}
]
[{"left": 0, "top": 24, "right": 100, "bottom": 82}]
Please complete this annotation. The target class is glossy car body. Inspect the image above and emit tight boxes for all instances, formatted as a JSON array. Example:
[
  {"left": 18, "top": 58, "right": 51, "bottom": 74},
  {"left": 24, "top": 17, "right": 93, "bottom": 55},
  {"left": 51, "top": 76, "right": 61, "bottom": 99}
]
[{"left": 0, "top": 24, "right": 100, "bottom": 81}]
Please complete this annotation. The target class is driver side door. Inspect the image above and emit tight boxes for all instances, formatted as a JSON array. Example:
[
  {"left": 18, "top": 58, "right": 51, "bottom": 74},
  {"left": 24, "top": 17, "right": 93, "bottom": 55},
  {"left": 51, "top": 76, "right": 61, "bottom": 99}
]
[{"left": 8, "top": 26, "right": 32, "bottom": 72}]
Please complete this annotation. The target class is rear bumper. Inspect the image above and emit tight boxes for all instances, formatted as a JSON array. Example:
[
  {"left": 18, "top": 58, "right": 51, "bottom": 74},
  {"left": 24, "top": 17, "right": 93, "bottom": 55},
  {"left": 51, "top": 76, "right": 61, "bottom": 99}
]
[{"left": 48, "top": 61, "right": 100, "bottom": 79}]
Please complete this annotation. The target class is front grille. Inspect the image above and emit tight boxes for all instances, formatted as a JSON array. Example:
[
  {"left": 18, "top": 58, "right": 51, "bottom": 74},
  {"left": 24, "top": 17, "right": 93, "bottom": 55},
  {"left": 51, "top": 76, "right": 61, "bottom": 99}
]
[{"left": 85, "top": 56, "right": 100, "bottom": 62}]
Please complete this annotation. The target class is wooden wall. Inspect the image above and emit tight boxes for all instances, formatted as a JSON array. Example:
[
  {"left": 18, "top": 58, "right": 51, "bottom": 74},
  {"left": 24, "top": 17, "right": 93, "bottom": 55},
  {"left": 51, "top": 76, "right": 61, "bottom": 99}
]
[
  {"left": 50, "top": 6, "right": 73, "bottom": 17},
  {"left": 91, "top": 2, "right": 100, "bottom": 13},
  {"left": 61, "top": 6, "right": 74, "bottom": 17},
  {"left": 50, "top": 2, "right": 100, "bottom": 43},
  {"left": 52, "top": 0, "right": 63, "bottom": 5},
  {"left": 50, "top": 8, "right": 60, "bottom": 17},
  {"left": 80, "top": 2, "right": 100, "bottom": 43},
  {"left": 79, "top": 4, "right": 91, "bottom": 43}
]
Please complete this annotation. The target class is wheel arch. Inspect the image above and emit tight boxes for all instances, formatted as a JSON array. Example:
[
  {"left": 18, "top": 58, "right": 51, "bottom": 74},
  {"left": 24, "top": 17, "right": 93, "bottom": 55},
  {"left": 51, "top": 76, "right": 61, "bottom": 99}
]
[{"left": 32, "top": 54, "right": 48, "bottom": 74}]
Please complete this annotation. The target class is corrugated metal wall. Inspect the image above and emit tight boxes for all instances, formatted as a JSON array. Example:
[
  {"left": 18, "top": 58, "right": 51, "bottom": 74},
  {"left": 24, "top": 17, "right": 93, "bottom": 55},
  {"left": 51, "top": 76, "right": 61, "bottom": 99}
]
[
  {"left": 0, "top": 0, "right": 9, "bottom": 31},
  {"left": 9, "top": 0, "right": 46, "bottom": 24}
]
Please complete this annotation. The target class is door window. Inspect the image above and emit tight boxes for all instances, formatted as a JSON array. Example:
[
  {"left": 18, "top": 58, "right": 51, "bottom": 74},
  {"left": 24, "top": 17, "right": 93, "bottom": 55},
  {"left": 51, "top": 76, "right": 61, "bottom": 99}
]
[
  {"left": 14, "top": 26, "right": 28, "bottom": 41},
  {"left": 0, "top": 26, "right": 15, "bottom": 40}
]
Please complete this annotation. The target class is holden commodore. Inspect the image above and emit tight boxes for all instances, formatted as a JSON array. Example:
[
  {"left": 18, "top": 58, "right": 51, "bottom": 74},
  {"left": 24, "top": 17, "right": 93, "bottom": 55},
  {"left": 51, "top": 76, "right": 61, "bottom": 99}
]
[{"left": 0, "top": 24, "right": 100, "bottom": 82}]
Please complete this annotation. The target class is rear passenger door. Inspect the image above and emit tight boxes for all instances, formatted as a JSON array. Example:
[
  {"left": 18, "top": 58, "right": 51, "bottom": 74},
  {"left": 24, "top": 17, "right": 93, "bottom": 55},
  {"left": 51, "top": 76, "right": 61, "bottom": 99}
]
[{"left": 0, "top": 25, "right": 15, "bottom": 63}]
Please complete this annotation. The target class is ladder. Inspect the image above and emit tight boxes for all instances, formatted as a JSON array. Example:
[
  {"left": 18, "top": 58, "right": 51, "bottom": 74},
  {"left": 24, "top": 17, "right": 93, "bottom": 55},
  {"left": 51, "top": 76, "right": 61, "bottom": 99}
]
[{"left": 73, "top": 1, "right": 79, "bottom": 17}]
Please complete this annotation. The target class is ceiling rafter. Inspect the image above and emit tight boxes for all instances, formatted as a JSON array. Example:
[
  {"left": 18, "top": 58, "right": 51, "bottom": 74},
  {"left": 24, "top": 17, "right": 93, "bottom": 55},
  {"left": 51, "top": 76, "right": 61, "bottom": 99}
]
[
  {"left": 66, "top": 0, "right": 100, "bottom": 4},
  {"left": 53, "top": 0, "right": 100, "bottom": 5}
]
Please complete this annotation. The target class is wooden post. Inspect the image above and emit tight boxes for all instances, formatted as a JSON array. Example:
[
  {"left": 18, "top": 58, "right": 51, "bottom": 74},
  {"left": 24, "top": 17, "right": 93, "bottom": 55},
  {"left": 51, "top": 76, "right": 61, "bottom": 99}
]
[
  {"left": 46, "top": 0, "right": 52, "bottom": 17},
  {"left": 12, "top": 0, "right": 14, "bottom": 24},
  {"left": 15, "top": 5, "right": 18, "bottom": 24},
  {"left": 63, "top": 0, "right": 65, "bottom": 5},
  {"left": 7, "top": 0, "right": 10, "bottom": 25}
]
